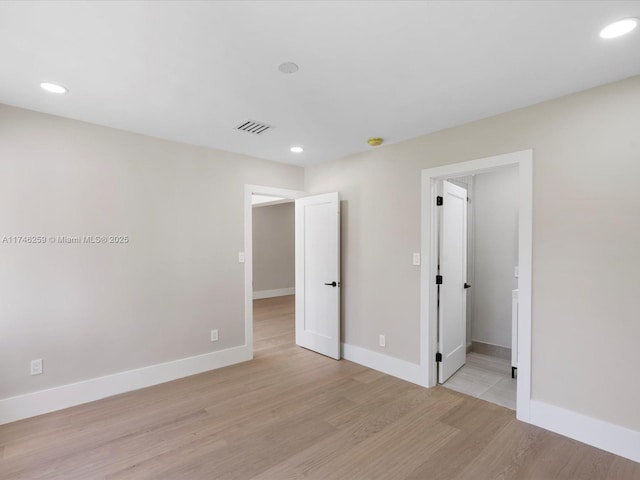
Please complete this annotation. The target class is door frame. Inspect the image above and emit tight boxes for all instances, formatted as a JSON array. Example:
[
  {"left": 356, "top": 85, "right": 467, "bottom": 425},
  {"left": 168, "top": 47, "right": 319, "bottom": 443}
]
[
  {"left": 243, "top": 184, "right": 305, "bottom": 357},
  {"left": 420, "top": 150, "right": 533, "bottom": 422}
]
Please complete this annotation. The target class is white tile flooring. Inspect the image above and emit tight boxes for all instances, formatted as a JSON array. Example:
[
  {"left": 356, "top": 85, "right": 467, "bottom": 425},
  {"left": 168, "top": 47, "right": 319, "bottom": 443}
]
[{"left": 441, "top": 352, "right": 517, "bottom": 410}]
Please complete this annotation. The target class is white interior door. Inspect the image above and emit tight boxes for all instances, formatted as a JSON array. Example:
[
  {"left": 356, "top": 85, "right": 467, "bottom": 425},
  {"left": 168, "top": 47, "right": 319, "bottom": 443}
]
[
  {"left": 295, "top": 192, "right": 340, "bottom": 359},
  {"left": 438, "top": 180, "right": 468, "bottom": 383}
]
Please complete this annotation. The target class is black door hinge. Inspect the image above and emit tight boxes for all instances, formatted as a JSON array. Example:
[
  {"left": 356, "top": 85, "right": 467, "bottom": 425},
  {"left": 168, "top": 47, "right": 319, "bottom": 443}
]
[
  {"left": 436, "top": 196, "right": 443, "bottom": 206},
  {"left": 435, "top": 352, "right": 442, "bottom": 362},
  {"left": 435, "top": 275, "right": 443, "bottom": 285}
]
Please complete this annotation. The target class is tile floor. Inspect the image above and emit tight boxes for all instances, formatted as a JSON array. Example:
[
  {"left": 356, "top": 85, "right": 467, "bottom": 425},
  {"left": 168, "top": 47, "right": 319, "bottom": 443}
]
[{"left": 442, "top": 352, "right": 517, "bottom": 410}]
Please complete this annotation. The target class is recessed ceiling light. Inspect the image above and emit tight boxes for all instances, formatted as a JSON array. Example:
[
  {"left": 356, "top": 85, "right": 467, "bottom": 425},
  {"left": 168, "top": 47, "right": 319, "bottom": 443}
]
[
  {"left": 290, "top": 146, "right": 303, "bottom": 153},
  {"left": 40, "top": 82, "right": 68, "bottom": 94},
  {"left": 278, "top": 62, "right": 299, "bottom": 74},
  {"left": 599, "top": 18, "right": 638, "bottom": 39}
]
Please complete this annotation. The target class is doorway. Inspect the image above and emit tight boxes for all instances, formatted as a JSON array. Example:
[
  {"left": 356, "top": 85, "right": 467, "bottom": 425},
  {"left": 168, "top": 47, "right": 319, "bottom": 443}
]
[
  {"left": 251, "top": 195, "right": 296, "bottom": 355},
  {"left": 438, "top": 168, "right": 519, "bottom": 410},
  {"left": 243, "top": 185, "right": 341, "bottom": 361},
  {"left": 243, "top": 185, "right": 304, "bottom": 357},
  {"left": 420, "top": 149, "right": 532, "bottom": 422}
]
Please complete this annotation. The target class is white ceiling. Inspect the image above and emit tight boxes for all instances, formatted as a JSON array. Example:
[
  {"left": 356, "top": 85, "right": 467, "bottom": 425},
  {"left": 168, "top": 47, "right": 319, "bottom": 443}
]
[{"left": 1, "top": 1, "right": 639, "bottom": 166}]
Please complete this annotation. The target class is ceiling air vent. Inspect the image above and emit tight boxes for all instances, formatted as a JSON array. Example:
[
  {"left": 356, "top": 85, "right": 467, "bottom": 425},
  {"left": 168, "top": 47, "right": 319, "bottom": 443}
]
[{"left": 235, "top": 120, "right": 273, "bottom": 135}]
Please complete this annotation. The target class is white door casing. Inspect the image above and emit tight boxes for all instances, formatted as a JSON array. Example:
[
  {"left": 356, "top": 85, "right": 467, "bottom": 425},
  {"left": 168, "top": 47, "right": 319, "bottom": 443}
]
[
  {"left": 295, "top": 192, "right": 341, "bottom": 359},
  {"left": 438, "top": 180, "right": 468, "bottom": 383},
  {"left": 421, "top": 149, "right": 532, "bottom": 422}
]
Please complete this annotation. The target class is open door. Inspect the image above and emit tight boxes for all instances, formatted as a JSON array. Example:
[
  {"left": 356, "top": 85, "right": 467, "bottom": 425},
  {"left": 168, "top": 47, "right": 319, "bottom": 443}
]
[
  {"left": 295, "top": 192, "right": 340, "bottom": 359},
  {"left": 438, "top": 180, "right": 468, "bottom": 383}
]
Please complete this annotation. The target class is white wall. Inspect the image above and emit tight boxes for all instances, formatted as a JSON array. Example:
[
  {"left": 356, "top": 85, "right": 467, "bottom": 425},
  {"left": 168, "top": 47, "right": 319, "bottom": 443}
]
[
  {"left": 471, "top": 167, "right": 519, "bottom": 348},
  {"left": 305, "top": 76, "right": 640, "bottom": 432},
  {"left": 252, "top": 202, "right": 295, "bottom": 294},
  {"left": 0, "top": 104, "right": 303, "bottom": 400}
]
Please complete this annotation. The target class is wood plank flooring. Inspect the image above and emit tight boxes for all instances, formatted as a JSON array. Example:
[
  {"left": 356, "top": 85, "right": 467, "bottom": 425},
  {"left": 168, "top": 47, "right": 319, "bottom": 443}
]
[{"left": 1, "top": 294, "right": 638, "bottom": 479}]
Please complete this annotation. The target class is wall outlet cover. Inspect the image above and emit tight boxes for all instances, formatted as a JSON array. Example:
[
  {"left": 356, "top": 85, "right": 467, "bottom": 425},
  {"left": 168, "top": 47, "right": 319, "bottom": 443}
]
[{"left": 30, "top": 358, "right": 43, "bottom": 375}]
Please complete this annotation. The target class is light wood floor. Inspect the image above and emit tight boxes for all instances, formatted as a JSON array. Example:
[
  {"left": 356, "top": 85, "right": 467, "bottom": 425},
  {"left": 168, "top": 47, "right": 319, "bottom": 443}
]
[{"left": 1, "top": 295, "right": 638, "bottom": 479}]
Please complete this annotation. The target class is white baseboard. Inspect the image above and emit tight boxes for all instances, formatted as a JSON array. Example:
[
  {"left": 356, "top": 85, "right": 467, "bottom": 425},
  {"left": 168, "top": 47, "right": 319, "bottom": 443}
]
[
  {"left": 253, "top": 287, "right": 295, "bottom": 299},
  {"left": 0, "top": 345, "right": 251, "bottom": 425},
  {"left": 470, "top": 340, "right": 511, "bottom": 361},
  {"left": 341, "top": 342, "right": 426, "bottom": 387},
  {"left": 530, "top": 400, "right": 640, "bottom": 463}
]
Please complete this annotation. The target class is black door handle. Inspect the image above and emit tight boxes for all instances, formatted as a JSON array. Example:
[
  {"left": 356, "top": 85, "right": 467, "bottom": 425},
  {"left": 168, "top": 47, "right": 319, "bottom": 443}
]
[
  {"left": 464, "top": 283, "right": 471, "bottom": 289},
  {"left": 324, "top": 281, "right": 337, "bottom": 287}
]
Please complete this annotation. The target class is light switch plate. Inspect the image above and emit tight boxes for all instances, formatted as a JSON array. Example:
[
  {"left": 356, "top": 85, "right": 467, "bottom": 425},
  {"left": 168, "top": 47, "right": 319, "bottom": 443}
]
[{"left": 412, "top": 253, "right": 421, "bottom": 266}]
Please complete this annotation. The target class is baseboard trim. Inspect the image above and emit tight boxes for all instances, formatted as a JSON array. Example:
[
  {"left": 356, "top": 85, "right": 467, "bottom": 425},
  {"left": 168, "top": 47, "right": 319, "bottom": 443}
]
[
  {"left": 0, "top": 345, "right": 251, "bottom": 425},
  {"left": 471, "top": 340, "right": 511, "bottom": 361},
  {"left": 529, "top": 400, "right": 640, "bottom": 463},
  {"left": 253, "top": 288, "right": 295, "bottom": 299},
  {"left": 341, "top": 343, "right": 426, "bottom": 387}
]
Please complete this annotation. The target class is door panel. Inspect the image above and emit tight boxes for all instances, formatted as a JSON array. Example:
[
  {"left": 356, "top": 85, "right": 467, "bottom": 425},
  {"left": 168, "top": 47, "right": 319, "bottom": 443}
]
[
  {"left": 438, "top": 180, "right": 468, "bottom": 383},
  {"left": 295, "top": 192, "right": 340, "bottom": 359}
]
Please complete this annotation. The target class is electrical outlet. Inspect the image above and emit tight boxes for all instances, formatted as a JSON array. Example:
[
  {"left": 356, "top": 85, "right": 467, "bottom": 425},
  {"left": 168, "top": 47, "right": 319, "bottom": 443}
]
[
  {"left": 379, "top": 334, "right": 386, "bottom": 348},
  {"left": 210, "top": 329, "right": 219, "bottom": 342},
  {"left": 30, "top": 358, "right": 43, "bottom": 376},
  {"left": 238, "top": 252, "right": 245, "bottom": 263}
]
